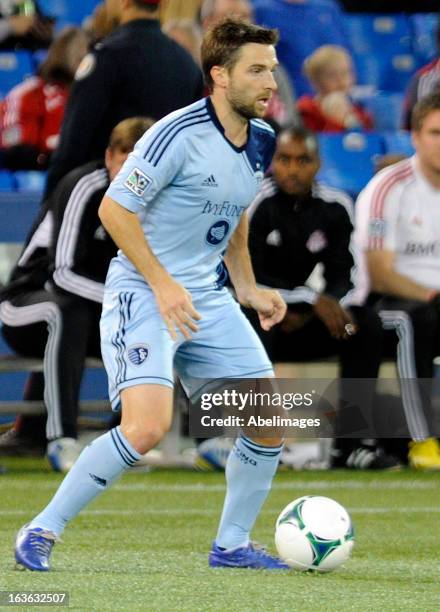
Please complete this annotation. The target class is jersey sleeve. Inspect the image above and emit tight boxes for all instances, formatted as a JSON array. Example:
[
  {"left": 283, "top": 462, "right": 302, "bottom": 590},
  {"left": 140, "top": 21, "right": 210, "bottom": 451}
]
[
  {"left": 356, "top": 178, "right": 401, "bottom": 252},
  {"left": 51, "top": 168, "right": 109, "bottom": 303},
  {"left": 105, "top": 123, "right": 186, "bottom": 213},
  {"left": 321, "top": 203, "right": 354, "bottom": 299}
]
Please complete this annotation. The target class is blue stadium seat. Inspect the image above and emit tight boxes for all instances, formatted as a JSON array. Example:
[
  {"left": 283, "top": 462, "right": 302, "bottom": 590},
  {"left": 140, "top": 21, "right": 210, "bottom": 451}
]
[
  {"left": 359, "top": 92, "right": 404, "bottom": 131},
  {"left": 38, "top": 0, "right": 100, "bottom": 28},
  {"left": 0, "top": 51, "right": 34, "bottom": 98},
  {"left": 0, "top": 192, "right": 41, "bottom": 242},
  {"left": 14, "top": 171, "right": 47, "bottom": 194},
  {"left": 353, "top": 52, "right": 418, "bottom": 92},
  {"left": 382, "top": 131, "right": 415, "bottom": 157},
  {"left": 344, "top": 14, "right": 412, "bottom": 57},
  {"left": 317, "top": 132, "right": 384, "bottom": 197},
  {"left": 0, "top": 171, "right": 15, "bottom": 192},
  {"left": 410, "top": 13, "right": 438, "bottom": 64},
  {"left": 345, "top": 15, "right": 418, "bottom": 92},
  {"left": 33, "top": 49, "right": 48, "bottom": 70}
]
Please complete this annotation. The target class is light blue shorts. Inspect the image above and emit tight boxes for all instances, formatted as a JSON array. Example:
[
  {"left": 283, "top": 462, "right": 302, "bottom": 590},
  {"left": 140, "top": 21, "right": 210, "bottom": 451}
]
[{"left": 100, "top": 286, "right": 273, "bottom": 410}]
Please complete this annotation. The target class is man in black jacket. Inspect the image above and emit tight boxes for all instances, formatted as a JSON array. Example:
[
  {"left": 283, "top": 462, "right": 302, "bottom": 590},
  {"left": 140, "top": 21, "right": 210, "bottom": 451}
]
[
  {"left": 45, "top": 0, "right": 203, "bottom": 195},
  {"left": 0, "top": 117, "right": 152, "bottom": 471},
  {"left": 247, "top": 126, "right": 398, "bottom": 469}
]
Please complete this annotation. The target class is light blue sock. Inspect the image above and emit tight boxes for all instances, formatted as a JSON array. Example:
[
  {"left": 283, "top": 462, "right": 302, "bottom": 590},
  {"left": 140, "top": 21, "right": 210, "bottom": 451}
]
[
  {"left": 215, "top": 435, "right": 282, "bottom": 550},
  {"left": 28, "top": 427, "right": 141, "bottom": 536}
]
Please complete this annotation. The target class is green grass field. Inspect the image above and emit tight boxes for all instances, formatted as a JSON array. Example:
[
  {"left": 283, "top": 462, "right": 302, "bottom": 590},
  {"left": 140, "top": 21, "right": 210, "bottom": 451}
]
[{"left": 1, "top": 459, "right": 439, "bottom": 611}]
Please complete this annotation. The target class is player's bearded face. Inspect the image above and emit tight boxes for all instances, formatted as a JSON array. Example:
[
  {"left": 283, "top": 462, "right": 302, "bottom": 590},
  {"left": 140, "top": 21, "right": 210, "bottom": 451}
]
[
  {"left": 226, "top": 43, "right": 278, "bottom": 120},
  {"left": 227, "top": 80, "right": 267, "bottom": 120}
]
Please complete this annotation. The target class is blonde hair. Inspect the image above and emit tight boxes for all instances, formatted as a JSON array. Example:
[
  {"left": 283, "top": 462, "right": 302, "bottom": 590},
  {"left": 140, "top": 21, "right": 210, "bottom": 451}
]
[
  {"left": 109, "top": 117, "right": 155, "bottom": 152},
  {"left": 303, "top": 45, "right": 352, "bottom": 84}
]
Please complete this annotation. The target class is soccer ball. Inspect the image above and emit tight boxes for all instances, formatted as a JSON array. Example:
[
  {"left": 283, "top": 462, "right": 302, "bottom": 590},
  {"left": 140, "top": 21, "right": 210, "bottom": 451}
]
[{"left": 275, "top": 495, "right": 354, "bottom": 572}]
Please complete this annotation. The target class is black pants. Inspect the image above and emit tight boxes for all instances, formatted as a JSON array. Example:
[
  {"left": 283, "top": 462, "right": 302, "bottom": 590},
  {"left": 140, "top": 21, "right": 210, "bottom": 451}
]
[
  {"left": 375, "top": 297, "right": 440, "bottom": 440},
  {"left": 245, "top": 305, "right": 382, "bottom": 377},
  {"left": 0, "top": 290, "right": 102, "bottom": 440},
  {"left": 244, "top": 305, "right": 384, "bottom": 447}
]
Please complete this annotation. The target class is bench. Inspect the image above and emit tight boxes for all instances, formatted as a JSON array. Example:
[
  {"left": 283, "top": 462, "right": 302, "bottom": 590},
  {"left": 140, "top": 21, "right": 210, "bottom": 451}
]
[{"left": 0, "top": 355, "right": 110, "bottom": 416}]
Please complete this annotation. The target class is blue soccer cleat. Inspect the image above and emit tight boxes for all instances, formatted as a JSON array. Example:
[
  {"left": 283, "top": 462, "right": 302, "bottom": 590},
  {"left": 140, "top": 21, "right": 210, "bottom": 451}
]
[
  {"left": 209, "top": 542, "right": 289, "bottom": 570},
  {"left": 15, "top": 525, "right": 59, "bottom": 571}
]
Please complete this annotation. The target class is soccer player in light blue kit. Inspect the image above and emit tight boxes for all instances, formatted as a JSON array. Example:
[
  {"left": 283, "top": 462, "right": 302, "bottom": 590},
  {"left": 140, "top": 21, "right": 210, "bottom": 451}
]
[{"left": 15, "top": 17, "right": 289, "bottom": 571}]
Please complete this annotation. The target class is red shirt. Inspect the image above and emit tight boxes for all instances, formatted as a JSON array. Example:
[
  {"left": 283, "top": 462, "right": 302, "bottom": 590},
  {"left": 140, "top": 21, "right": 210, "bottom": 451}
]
[
  {"left": 1, "top": 76, "right": 69, "bottom": 152},
  {"left": 297, "top": 95, "right": 373, "bottom": 132}
]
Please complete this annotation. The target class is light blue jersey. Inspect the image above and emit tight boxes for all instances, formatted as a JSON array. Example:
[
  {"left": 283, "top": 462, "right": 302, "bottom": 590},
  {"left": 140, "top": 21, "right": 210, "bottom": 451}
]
[
  {"left": 101, "top": 98, "right": 276, "bottom": 403},
  {"left": 105, "top": 97, "right": 275, "bottom": 291}
]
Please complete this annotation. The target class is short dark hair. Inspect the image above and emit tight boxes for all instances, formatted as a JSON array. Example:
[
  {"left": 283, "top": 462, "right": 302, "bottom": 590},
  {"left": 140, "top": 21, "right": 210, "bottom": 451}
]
[
  {"left": 201, "top": 17, "right": 278, "bottom": 90},
  {"left": 278, "top": 126, "right": 320, "bottom": 156},
  {"left": 412, "top": 93, "right": 440, "bottom": 131},
  {"left": 109, "top": 117, "right": 155, "bottom": 152},
  {"left": 132, "top": 0, "right": 160, "bottom": 13}
]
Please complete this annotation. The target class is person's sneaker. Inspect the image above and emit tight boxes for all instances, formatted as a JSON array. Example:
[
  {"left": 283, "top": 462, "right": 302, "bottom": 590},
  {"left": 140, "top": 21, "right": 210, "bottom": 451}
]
[
  {"left": 330, "top": 446, "right": 402, "bottom": 470},
  {"left": 15, "top": 525, "right": 59, "bottom": 571},
  {"left": 209, "top": 542, "right": 289, "bottom": 569},
  {"left": 195, "top": 437, "right": 233, "bottom": 471},
  {"left": 0, "top": 427, "right": 45, "bottom": 457},
  {"left": 47, "top": 437, "right": 81, "bottom": 472},
  {"left": 408, "top": 438, "right": 440, "bottom": 470}
]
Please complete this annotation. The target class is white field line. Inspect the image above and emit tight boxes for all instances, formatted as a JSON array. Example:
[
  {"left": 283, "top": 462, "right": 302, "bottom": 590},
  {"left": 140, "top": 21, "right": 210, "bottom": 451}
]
[
  {"left": 1, "top": 479, "right": 438, "bottom": 492},
  {"left": 1, "top": 507, "right": 440, "bottom": 517}
]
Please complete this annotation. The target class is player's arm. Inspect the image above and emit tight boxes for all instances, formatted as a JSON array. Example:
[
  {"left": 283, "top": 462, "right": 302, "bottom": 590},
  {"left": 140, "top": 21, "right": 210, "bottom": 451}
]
[
  {"left": 367, "top": 249, "right": 433, "bottom": 302},
  {"left": 51, "top": 171, "right": 109, "bottom": 303},
  {"left": 316, "top": 204, "right": 356, "bottom": 339},
  {"left": 98, "top": 196, "right": 200, "bottom": 340},
  {"left": 224, "top": 213, "right": 286, "bottom": 330},
  {"left": 362, "top": 179, "right": 434, "bottom": 302}
]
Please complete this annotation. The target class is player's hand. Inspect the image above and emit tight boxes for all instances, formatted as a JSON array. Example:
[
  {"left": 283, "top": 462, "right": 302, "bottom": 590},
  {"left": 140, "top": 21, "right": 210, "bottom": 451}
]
[
  {"left": 313, "top": 294, "right": 356, "bottom": 340},
  {"left": 241, "top": 288, "right": 287, "bottom": 331},
  {"left": 153, "top": 276, "right": 201, "bottom": 341}
]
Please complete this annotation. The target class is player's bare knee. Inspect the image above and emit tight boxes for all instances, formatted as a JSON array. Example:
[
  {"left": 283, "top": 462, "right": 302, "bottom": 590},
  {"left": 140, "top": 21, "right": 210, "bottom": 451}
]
[{"left": 120, "top": 417, "right": 170, "bottom": 454}]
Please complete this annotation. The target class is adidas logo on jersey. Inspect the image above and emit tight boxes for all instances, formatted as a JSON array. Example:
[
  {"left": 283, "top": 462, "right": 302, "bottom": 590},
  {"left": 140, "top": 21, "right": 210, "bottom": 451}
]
[{"left": 202, "top": 174, "right": 218, "bottom": 187}]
